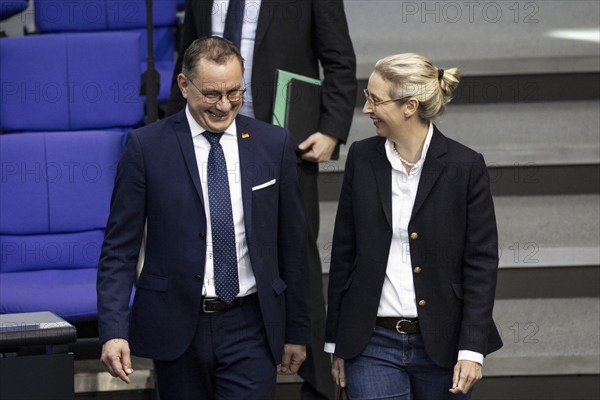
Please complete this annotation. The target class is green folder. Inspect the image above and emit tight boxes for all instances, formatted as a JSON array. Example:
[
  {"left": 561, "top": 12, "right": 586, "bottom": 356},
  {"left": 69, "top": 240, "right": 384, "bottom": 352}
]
[
  {"left": 273, "top": 69, "right": 343, "bottom": 159},
  {"left": 272, "top": 69, "right": 321, "bottom": 130}
]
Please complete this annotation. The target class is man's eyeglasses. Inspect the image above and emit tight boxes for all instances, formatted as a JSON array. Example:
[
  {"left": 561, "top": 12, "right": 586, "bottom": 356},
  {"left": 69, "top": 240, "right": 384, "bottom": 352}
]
[
  {"left": 363, "top": 89, "right": 408, "bottom": 109},
  {"left": 185, "top": 75, "right": 246, "bottom": 104}
]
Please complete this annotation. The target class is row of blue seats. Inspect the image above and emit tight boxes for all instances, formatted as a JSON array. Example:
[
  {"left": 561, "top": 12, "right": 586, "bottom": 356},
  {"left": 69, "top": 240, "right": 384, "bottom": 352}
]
[
  {"left": 2, "top": 0, "right": 180, "bottom": 102},
  {"left": 1, "top": 0, "right": 185, "bottom": 23},
  {"left": 0, "top": 29, "right": 148, "bottom": 321},
  {"left": 1, "top": 0, "right": 183, "bottom": 325},
  {"left": 34, "top": 0, "right": 179, "bottom": 31}
]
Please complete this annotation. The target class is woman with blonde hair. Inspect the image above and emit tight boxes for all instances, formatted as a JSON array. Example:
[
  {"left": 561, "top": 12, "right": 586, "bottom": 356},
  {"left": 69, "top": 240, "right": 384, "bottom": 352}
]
[{"left": 325, "top": 53, "right": 502, "bottom": 399}]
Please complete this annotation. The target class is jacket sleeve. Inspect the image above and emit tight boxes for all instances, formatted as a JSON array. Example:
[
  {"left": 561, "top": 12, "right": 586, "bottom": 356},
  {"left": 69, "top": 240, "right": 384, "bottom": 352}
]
[
  {"left": 459, "top": 152, "right": 500, "bottom": 354},
  {"left": 312, "top": 0, "right": 357, "bottom": 143},
  {"left": 325, "top": 142, "right": 357, "bottom": 343},
  {"left": 96, "top": 131, "right": 147, "bottom": 344},
  {"left": 278, "top": 131, "right": 311, "bottom": 344}
]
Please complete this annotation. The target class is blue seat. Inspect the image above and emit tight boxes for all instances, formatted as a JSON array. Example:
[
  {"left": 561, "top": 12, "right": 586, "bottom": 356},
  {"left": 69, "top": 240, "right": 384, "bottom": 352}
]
[
  {"left": 0, "top": 32, "right": 144, "bottom": 131},
  {"left": 34, "top": 0, "right": 177, "bottom": 32},
  {"left": 33, "top": 0, "right": 177, "bottom": 102},
  {"left": 0, "top": 0, "right": 28, "bottom": 21},
  {"left": 0, "top": 130, "right": 126, "bottom": 322},
  {"left": 0, "top": 32, "right": 142, "bottom": 322}
]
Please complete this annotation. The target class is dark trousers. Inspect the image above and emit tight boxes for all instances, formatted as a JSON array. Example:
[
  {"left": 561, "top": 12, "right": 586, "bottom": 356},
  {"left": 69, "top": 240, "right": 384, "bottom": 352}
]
[
  {"left": 153, "top": 296, "right": 276, "bottom": 400},
  {"left": 297, "top": 160, "right": 335, "bottom": 400}
]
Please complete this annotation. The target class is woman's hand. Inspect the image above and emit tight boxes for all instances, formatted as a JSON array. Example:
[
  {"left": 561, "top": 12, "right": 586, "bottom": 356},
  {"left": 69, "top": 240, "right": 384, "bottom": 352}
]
[
  {"left": 450, "top": 360, "right": 482, "bottom": 394},
  {"left": 331, "top": 355, "right": 346, "bottom": 387}
]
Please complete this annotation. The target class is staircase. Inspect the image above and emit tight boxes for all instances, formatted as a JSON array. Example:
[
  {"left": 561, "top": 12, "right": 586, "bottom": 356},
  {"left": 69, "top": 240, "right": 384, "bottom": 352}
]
[{"left": 311, "top": 2, "right": 600, "bottom": 399}]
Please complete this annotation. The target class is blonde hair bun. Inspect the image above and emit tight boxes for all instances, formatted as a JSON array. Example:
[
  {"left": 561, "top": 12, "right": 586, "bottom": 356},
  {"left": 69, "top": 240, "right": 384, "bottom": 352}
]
[{"left": 374, "top": 53, "right": 460, "bottom": 121}]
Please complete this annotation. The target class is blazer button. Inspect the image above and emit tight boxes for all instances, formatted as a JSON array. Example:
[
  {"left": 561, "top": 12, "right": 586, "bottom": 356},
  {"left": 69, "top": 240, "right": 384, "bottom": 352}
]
[
  {"left": 410, "top": 232, "right": 418, "bottom": 240},
  {"left": 413, "top": 266, "right": 422, "bottom": 274},
  {"left": 199, "top": 233, "right": 206, "bottom": 240},
  {"left": 194, "top": 274, "right": 203, "bottom": 281},
  {"left": 418, "top": 299, "right": 427, "bottom": 307}
]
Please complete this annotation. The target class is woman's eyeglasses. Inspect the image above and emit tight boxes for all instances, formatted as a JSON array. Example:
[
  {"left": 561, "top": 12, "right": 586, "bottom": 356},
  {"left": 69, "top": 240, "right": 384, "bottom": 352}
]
[{"left": 363, "top": 89, "right": 408, "bottom": 109}]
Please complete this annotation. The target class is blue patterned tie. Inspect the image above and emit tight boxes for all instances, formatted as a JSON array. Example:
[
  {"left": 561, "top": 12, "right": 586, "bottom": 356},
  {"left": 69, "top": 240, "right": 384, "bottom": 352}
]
[
  {"left": 223, "top": 0, "right": 245, "bottom": 49},
  {"left": 203, "top": 131, "right": 239, "bottom": 304}
]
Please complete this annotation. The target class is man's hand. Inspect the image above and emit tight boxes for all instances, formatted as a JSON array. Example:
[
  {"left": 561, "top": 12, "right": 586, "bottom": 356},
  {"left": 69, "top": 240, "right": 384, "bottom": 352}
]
[
  {"left": 278, "top": 344, "right": 307, "bottom": 375},
  {"left": 101, "top": 338, "right": 134, "bottom": 384},
  {"left": 331, "top": 355, "right": 346, "bottom": 387},
  {"left": 449, "top": 360, "right": 482, "bottom": 394},
  {"left": 298, "top": 132, "right": 338, "bottom": 163}
]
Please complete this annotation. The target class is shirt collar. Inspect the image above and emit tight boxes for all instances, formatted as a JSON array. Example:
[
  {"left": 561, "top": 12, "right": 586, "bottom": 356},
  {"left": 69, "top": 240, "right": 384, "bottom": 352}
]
[
  {"left": 186, "top": 105, "right": 238, "bottom": 138},
  {"left": 385, "top": 122, "right": 435, "bottom": 174}
]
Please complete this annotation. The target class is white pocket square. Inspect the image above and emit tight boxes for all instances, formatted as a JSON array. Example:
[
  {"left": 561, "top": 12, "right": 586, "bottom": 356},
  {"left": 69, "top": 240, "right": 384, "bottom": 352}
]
[{"left": 252, "top": 179, "right": 276, "bottom": 191}]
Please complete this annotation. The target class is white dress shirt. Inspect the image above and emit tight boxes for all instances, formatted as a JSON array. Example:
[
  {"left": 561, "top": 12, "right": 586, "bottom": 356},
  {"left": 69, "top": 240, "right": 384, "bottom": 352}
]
[
  {"left": 212, "top": 0, "right": 262, "bottom": 118},
  {"left": 185, "top": 106, "right": 256, "bottom": 298},
  {"left": 326, "top": 123, "right": 483, "bottom": 365},
  {"left": 377, "top": 126, "right": 433, "bottom": 317}
]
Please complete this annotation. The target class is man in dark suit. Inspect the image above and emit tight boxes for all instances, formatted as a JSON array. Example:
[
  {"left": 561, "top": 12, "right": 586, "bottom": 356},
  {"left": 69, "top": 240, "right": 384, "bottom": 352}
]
[
  {"left": 166, "top": 1, "right": 357, "bottom": 399},
  {"left": 97, "top": 37, "right": 310, "bottom": 399}
]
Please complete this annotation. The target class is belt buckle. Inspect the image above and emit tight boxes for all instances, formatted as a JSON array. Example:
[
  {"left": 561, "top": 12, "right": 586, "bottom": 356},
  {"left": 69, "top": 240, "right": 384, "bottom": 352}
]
[
  {"left": 202, "top": 298, "right": 220, "bottom": 314},
  {"left": 395, "top": 319, "right": 411, "bottom": 334}
]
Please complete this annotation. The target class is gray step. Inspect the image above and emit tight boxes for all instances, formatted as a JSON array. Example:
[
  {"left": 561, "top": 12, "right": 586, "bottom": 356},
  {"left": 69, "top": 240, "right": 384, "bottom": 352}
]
[
  {"left": 487, "top": 297, "right": 600, "bottom": 376},
  {"left": 322, "top": 101, "right": 600, "bottom": 173},
  {"left": 318, "top": 194, "right": 600, "bottom": 273},
  {"left": 344, "top": 0, "right": 600, "bottom": 77},
  {"left": 493, "top": 195, "right": 600, "bottom": 266}
]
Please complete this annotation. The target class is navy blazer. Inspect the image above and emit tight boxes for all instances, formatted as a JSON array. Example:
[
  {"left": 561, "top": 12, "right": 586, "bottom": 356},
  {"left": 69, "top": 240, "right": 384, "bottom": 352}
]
[
  {"left": 97, "top": 110, "right": 310, "bottom": 362},
  {"left": 325, "top": 126, "right": 503, "bottom": 368}
]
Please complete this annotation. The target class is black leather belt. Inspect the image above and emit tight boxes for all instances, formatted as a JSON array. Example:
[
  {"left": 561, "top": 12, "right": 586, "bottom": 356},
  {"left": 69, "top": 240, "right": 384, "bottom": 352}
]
[
  {"left": 201, "top": 293, "right": 257, "bottom": 314},
  {"left": 376, "top": 317, "right": 420, "bottom": 334}
]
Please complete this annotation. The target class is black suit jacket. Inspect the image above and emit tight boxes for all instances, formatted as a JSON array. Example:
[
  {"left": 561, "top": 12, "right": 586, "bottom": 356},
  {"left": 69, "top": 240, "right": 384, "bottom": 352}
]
[
  {"left": 97, "top": 111, "right": 310, "bottom": 362},
  {"left": 167, "top": 0, "right": 357, "bottom": 143},
  {"left": 325, "top": 126, "right": 503, "bottom": 368}
]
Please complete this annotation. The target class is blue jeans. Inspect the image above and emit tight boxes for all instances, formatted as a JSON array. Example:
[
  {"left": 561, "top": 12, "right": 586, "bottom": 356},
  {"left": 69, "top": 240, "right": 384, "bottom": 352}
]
[{"left": 344, "top": 327, "right": 472, "bottom": 400}]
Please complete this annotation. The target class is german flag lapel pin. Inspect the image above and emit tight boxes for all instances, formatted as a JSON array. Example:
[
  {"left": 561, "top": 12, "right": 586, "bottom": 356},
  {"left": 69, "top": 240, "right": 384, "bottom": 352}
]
[{"left": 242, "top": 132, "right": 250, "bottom": 139}]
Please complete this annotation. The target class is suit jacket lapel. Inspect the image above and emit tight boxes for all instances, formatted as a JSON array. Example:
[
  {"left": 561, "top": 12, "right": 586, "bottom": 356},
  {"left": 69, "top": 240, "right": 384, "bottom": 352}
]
[
  {"left": 371, "top": 139, "right": 393, "bottom": 229},
  {"left": 173, "top": 109, "right": 205, "bottom": 206},
  {"left": 236, "top": 116, "right": 254, "bottom": 241},
  {"left": 411, "top": 127, "right": 448, "bottom": 219}
]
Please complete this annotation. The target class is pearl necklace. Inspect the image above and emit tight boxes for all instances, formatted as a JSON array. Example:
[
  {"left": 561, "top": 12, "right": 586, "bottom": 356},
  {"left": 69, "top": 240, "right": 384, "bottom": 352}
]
[{"left": 392, "top": 144, "right": 416, "bottom": 167}]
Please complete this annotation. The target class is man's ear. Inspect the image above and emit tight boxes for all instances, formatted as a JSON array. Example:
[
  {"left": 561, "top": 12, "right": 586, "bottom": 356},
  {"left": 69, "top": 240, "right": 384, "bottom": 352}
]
[{"left": 177, "top": 73, "right": 189, "bottom": 99}]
